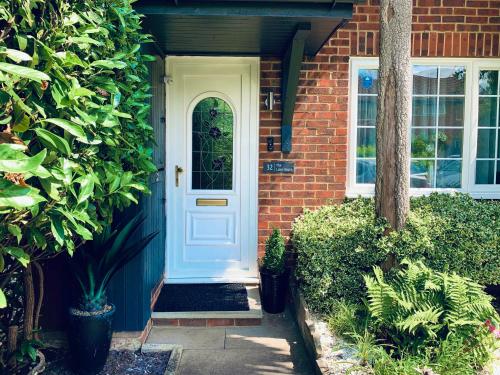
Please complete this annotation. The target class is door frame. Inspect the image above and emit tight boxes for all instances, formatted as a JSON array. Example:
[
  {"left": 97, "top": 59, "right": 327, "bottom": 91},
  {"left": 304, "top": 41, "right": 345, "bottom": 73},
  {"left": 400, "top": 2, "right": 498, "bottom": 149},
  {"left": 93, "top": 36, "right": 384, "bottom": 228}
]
[{"left": 164, "top": 56, "right": 260, "bottom": 284}]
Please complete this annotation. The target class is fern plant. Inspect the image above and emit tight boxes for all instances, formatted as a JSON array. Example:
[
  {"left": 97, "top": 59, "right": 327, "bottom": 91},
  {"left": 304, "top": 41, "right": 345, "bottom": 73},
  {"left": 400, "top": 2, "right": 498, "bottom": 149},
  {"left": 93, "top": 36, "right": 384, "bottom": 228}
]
[{"left": 364, "top": 259, "right": 498, "bottom": 367}]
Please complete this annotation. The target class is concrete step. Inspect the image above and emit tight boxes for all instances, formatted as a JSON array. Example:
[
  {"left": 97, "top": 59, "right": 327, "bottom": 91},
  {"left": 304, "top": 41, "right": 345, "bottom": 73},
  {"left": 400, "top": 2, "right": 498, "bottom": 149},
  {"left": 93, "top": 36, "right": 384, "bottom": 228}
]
[{"left": 151, "top": 285, "right": 263, "bottom": 327}]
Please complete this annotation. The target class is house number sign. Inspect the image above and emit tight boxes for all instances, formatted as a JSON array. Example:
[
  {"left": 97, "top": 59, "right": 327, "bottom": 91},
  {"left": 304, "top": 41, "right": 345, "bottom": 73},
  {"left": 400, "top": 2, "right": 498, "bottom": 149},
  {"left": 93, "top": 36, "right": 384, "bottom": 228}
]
[{"left": 263, "top": 161, "right": 295, "bottom": 174}]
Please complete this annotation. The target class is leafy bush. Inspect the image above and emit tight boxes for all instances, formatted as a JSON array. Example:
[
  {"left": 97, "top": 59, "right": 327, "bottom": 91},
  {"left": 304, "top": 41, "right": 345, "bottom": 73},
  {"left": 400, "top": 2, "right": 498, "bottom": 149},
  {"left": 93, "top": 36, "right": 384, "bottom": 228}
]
[
  {"left": 0, "top": 0, "right": 155, "bottom": 305},
  {"left": 292, "top": 193, "right": 500, "bottom": 311},
  {"left": 327, "top": 261, "right": 499, "bottom": 375},
  {"left": 365, "top": 260, "right": 498, "bottom": 364},
  {"left": 262, "top": 228, "right": 286, "bottom": 274}
]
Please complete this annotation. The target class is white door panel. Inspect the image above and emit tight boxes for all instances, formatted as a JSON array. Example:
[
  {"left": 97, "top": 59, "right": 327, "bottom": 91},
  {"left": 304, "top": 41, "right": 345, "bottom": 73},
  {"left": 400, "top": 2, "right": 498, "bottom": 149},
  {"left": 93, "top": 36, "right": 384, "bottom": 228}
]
[{"left": 165, "top": 57, "right": 259, "bottom": 281}]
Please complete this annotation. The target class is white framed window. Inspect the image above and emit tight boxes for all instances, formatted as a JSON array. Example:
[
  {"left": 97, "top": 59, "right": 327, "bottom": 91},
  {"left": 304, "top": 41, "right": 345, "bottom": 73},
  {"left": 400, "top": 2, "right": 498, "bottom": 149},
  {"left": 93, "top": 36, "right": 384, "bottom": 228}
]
[{"left": 347, "top": 57, "right": 500, "bottom": 199}]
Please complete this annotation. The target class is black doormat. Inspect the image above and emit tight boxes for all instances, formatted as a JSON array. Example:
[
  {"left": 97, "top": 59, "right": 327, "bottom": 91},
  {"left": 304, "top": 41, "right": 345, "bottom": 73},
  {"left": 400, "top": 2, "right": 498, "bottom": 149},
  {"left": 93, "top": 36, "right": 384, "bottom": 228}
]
[{"left": 154, "top": 283, "right": 250, "bottom": 312}]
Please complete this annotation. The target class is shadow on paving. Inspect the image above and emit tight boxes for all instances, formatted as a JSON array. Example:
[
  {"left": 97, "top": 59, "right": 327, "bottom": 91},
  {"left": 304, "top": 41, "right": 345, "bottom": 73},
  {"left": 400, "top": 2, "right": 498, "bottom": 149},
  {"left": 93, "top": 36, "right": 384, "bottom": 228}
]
[{"left": 146, "top": 308, "right": 315, "bottom": 375}]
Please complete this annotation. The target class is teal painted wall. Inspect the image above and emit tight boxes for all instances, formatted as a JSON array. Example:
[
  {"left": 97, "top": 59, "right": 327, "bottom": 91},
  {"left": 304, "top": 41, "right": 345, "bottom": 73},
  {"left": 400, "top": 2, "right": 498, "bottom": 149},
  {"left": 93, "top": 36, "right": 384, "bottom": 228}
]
[{"left": 107, "top": 54, "right": 166, "bottom": 331}]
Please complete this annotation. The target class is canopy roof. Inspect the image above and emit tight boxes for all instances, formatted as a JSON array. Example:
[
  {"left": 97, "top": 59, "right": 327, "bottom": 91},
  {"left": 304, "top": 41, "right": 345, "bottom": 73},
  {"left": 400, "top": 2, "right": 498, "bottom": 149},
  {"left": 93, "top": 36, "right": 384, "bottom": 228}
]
[{"left": 134, "top": 0, "right": 356, "bottom": 57}]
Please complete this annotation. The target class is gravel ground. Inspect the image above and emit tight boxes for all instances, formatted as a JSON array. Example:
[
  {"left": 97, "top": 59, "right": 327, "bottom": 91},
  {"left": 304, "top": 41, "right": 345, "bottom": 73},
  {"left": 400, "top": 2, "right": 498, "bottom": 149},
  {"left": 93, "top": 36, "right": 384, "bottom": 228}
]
[{"left": 42, "top": 349, "right": 171, "bottom": 375}]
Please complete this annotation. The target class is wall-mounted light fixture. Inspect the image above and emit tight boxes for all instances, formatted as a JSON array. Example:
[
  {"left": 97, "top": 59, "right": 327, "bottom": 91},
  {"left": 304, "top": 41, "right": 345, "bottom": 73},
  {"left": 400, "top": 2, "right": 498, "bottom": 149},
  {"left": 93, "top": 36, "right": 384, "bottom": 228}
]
[{"left": 264, "top": 91, "right": 278, "bottom": 111}]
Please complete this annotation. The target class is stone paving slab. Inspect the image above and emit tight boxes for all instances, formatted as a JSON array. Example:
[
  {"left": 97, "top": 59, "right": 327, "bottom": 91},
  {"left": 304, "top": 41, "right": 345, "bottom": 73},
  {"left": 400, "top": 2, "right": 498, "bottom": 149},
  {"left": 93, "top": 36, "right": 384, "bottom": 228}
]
[
  {"left": 145, "top": 308, "right": 315, "bottom": 375},
  {"left": 147, "top": 327, "right": 226, "bottom": 350}
]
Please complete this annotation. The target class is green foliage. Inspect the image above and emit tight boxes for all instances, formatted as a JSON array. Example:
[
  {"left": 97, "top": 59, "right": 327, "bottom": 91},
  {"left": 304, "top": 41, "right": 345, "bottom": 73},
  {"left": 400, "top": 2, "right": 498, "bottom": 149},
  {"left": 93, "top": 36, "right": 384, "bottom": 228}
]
[
  {"left": 0, "top": 0, "right": 156, "bottom": 304},
  {"left": 292, "top": 198, "right": 387, "bottom": 311},
  {"left": 72, "top": 212, "right": 157, "bottom": 312},
  {"left": 326, "top": 262, "right": 499, "bottom": 374},
  {"left": 364, "top": 260, "right": 498, "bottom": 370},
  {"left": 327, "top": 300, "right": 368, "bottom": 339},
  {"left": 292, "top": 193, "right": 500, "bottom": 311},
  {"left": 262, "top": 228, "right": 286, "bottom": 275}
]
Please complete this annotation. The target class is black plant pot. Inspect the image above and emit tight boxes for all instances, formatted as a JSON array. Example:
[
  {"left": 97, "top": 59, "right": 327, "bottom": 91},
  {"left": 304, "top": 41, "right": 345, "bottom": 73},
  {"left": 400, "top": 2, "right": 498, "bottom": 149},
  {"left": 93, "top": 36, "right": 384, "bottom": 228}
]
[
  {"left": 260, "top": 268, "right": 288, "bottom": 314},
  {"left": 67, "top": 304, "right": 115, "bottom": 374}
]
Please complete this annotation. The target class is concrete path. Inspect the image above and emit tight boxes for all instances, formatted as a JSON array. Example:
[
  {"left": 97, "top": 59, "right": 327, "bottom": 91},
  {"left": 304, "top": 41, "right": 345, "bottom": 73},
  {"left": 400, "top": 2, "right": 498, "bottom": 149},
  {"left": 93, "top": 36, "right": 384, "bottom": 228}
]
[{"left": 146, "top": 308, "right": 315, "bottom": 375}]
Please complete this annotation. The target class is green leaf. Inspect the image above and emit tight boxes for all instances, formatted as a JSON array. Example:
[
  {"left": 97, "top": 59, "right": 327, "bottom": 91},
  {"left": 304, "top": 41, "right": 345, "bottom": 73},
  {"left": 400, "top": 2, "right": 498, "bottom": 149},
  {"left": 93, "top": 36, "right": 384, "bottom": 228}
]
[
  {"left": 118, "top": 191, "right": 138, "bottom": 204},
  {"left": 34, "top": 128, "right": 71, "bottom": 155},
  {"left": 0, "top": 179, "right": 45, "bottom": 209},
  {"left": 77, "top": 175, "right": 94, "bottom": 204},
  {"left": 91, "top": 60, "right": 127, "bottom": 69},
  {"left": 8, "top": 224, "right": 22, "bottom": 244},
  {"left": 43, "top": 118, "right": 86, "bottom": 139},
  {"left": 0, "top": 62, "right": 50, "bottom": 82},
  {"left": 3, "top": 48, "right": 32, "bottom": 63},
  {"left": 0, "top": 289, "right": 6, "bottom": 308},
  {"left": 4, "top": 246, "right": 30, "bottom": 267},
  {"left": 0, "top": 149, "right": 46, "bottom": 173},
  {"left": 51, "top": 216, "right": 65, "bottom": 245}
]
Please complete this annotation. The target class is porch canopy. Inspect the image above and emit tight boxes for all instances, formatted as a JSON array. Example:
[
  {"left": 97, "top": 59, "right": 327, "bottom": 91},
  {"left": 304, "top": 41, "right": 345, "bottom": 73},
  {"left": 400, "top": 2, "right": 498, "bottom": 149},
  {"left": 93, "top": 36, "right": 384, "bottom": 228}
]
[
  {"left": 135, "top": 0, "right": 355, "bottom": 56},
  {"left": 134, "top": 0, "right": 357, "bottom": 152}
]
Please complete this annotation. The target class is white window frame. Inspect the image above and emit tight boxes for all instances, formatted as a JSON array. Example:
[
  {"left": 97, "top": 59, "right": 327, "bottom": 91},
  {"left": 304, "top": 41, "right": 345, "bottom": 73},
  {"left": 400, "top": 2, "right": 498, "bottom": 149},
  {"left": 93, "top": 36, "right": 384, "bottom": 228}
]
[{"left": 347, "top": 57, "right": 500, "bottom": 199}]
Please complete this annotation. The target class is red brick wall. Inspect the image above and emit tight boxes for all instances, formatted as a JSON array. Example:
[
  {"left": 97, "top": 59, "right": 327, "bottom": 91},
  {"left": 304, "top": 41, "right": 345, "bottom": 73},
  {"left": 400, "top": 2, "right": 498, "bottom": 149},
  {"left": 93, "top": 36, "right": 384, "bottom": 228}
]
[{"left": 257, "top": 0, "right": 500, "bottom": 255}]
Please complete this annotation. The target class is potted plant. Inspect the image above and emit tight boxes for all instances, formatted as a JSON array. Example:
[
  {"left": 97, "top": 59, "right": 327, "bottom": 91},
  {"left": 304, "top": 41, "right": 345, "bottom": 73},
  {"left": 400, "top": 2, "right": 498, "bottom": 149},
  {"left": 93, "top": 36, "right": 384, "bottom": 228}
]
[
  {"left": 68, "top": 212, "right": 157, "bottom": 374},
  {"left": 260, "top": 228, "right": 288, "bottom": 314}
]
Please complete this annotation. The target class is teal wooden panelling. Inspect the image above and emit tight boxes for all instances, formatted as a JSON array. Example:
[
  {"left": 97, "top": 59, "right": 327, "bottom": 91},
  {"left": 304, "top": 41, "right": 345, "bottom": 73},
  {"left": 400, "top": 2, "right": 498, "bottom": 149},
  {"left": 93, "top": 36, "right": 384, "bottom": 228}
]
[{"left": 108, "top": 55, "right": 166, "bottom": 331}]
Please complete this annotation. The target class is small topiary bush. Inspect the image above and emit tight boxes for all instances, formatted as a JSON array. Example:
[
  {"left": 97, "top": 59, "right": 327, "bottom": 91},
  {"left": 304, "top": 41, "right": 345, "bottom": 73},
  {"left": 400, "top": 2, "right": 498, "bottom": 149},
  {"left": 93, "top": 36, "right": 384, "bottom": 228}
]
[
  {"left": 262, "top": 228, "right": 286, "bottom": 274},
  {"left": 292, "top": 193, "right": 500, "bottom": 312}
]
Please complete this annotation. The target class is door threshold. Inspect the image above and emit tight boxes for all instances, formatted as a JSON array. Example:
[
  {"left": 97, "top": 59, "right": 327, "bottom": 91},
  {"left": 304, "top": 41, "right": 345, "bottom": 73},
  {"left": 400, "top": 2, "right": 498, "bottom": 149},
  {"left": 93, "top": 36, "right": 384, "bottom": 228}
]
[
  {"left": 151, "top": 285, "right": 263, "bottom": 326},
  {"left": 164, "top": 277, "right": 259, "bottom": 284}
]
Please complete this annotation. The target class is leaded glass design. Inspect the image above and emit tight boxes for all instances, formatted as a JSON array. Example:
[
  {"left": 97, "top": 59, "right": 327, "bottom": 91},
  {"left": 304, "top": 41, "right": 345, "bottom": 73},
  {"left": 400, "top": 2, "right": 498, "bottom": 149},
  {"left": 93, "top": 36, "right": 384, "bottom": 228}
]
[
  {"left": 192, "top": 97, "right": 234, "bottom": 190},
  {"left": 475, "top": 70, "right": 500, "bottom": 184}
]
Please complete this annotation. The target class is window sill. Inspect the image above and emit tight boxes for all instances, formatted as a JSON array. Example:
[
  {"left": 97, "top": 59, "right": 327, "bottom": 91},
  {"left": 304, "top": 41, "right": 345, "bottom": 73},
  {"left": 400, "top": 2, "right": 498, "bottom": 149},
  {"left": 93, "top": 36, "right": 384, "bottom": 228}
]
[{"left": 345, "top": 188, "right": 500, "bottom": 200}]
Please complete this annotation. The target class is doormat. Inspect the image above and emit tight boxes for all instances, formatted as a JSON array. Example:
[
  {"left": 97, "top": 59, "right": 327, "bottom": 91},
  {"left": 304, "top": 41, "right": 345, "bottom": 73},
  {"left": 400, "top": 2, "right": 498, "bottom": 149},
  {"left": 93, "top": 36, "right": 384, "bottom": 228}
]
[{"left": 154, "top": 283, "right": 250, "bottom": 312}]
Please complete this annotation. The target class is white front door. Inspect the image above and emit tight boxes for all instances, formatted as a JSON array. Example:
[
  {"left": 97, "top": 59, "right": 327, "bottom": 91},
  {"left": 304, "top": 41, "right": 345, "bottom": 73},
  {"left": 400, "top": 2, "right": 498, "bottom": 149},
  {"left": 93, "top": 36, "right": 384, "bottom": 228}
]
[{"left": 165, "top": 57, "right": 259, "bottom": 283}]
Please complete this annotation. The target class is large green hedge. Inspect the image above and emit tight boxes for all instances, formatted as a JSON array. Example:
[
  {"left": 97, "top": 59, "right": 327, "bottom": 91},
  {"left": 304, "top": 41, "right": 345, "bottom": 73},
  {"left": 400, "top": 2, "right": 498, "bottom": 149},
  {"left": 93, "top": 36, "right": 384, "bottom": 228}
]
[
  {"left": 292, "top": 193, "right": 500, "bottom": 312},
  {"left": 0, "top": 0, "right": 155, "bottom": 306}
]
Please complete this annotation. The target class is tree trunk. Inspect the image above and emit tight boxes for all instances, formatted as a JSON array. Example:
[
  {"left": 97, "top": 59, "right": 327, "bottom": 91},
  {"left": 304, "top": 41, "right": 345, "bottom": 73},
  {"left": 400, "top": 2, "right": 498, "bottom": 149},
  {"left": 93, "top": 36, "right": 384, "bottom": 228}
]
[
  {"left": 33, "top": 261, "right": 44, "bottom": 341},
  {"left": 23, "top": 264, "right": 35, "bottom": 341},
  {"left": 375, "top": 0, "right": 412, "bottom": 230}
]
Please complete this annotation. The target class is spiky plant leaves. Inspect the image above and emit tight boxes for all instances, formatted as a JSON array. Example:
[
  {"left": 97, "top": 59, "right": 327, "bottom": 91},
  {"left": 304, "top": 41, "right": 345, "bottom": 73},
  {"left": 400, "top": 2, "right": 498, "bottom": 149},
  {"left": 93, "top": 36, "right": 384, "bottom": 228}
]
[{"left": 71, "top": 211, "right": 158, "bottom": 312}]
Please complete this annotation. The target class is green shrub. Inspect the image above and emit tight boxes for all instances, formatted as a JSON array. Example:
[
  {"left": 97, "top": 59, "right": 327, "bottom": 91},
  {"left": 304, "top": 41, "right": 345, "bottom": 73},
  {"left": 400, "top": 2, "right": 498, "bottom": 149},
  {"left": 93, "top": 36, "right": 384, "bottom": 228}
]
[
  {"left": 262, "top": 228, "right": 286, "bottom": 274},
  {"left": 364, "top": 260, "right": 498, "bottom": 366},
  {"left": 0, "top": 0, "right": 155, "bottom": 305},
  {"left": 292, "top": 193, "right": 500, "bottom": 311},
  {"left": 327, "top": 261, "right": 499, "bottom": 375},
  {"left": 292, "top": 198, "right": 387, "bottom": 311}
]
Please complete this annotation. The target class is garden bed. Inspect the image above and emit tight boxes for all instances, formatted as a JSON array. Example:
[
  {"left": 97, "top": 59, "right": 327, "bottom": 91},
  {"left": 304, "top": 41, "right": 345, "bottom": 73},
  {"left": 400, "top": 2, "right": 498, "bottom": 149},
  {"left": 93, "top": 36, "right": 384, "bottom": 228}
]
[
  {"left": 290, "top": 284, "right": 363, "bottom": 375},
  {"left": 36, "top": 349, "right": 171, "bottom": 375}
]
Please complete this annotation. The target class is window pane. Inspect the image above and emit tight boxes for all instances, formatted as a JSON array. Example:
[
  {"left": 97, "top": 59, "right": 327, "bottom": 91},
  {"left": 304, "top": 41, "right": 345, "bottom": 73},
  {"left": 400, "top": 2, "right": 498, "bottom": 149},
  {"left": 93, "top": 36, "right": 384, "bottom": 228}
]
[
  {"left": 413, "top": 66, "right": 438, "bottom": 95},
  {"left": 410, "top": 160, "right": 435, "bottom": 188},
  {"left": 357, "top": 128, "right": 376, "bottom": 157},
  {"left": 358, "top": 69, "right": 378, "bottom": 95},
  {"left": 479, "top": 70, "right": 499, "bottom": 95},
  {"left": 438, "top": 97, "right": 464, "bottom": 127},
  {"left": 412, "top": 97, "right": 437, "bottom": 127},
  {"left": 437, "top": 129, "right": 463, "bottom": 158},
  {"left": 439, "top": 66, "right": 465, "bottom": 95},
  {"left": 357, "top": 96, "right": 377, "bottom": 127},
  {"left": 475, "top": 160, "right": 495, "bottom": 184},
  {"left": 191, "top": 97, "right": 234, "bottom": 190},
  {"left": 478, "top": 97, "right": 498, "bottom": 127},
  {"left": 497, "top": 161, "right": 500, "bottom": 184},
  {"left": 411, "top": 128, "right": 435, "bottom": 158},
  {"left": 356, "top": 159, "right": 376, "bottom": 184},
  {"left": 477, "top": 129, "right": 497, "bottom": 158},
  {"left": 436, "top": 160, "right": 461, "bottom": 188}
]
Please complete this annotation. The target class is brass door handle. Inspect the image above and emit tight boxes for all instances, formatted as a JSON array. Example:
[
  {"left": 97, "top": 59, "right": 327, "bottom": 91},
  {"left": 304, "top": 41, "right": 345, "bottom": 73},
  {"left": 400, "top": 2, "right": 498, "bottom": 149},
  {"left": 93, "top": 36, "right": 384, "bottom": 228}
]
[{"left": 175, "top": 165, "right": 184, "bottom": 187}]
